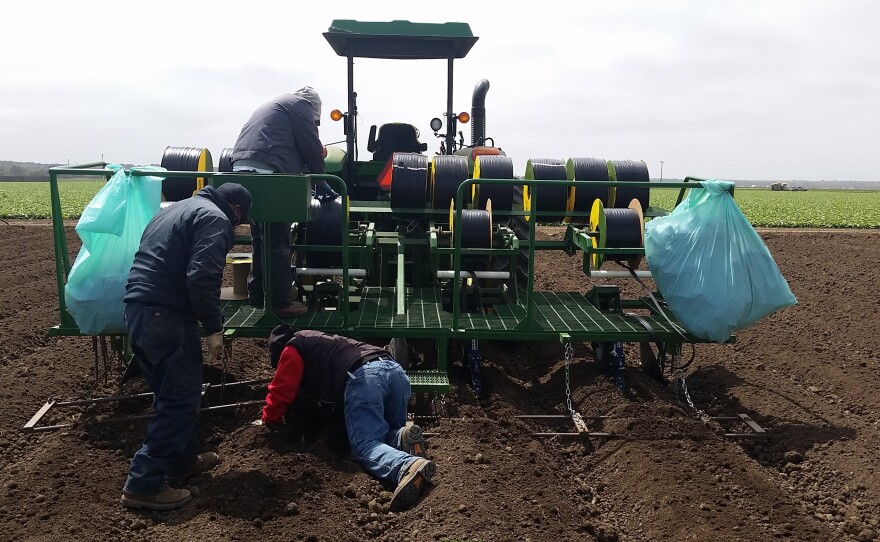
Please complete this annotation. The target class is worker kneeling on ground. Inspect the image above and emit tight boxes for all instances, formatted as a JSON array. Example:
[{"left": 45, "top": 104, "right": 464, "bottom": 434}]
[{"left": 256, "top": 325, "right": 435, "bottom": 511}]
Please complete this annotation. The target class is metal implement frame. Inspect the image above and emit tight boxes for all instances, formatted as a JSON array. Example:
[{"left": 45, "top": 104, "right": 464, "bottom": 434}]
[
  {"left": 22, "top": 378, "right": 269, "bottom": 433},
  {"left": 47, "top": 165, "right": 722, "bottom": 396}
]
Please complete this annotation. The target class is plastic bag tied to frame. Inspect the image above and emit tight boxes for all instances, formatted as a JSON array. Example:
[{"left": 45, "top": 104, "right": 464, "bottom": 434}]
[{"left": 643, "top": 180, "right": 797, "bottom": 343}]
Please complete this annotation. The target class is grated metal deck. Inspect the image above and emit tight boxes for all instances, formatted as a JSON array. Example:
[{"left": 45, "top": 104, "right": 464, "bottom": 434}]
[{"left": 222, "top": 287, "right": 694, "bottom": 342}]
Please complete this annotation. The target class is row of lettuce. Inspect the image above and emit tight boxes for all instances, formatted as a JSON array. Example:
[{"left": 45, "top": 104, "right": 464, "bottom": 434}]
[{"left": 1, "top": 180, "right": 878, "bottom": 228}]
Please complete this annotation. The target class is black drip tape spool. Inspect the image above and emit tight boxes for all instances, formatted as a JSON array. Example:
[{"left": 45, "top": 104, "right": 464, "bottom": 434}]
[
  {"left": 460, "top": 207, "right": 492, "bottom": 249},
  {"left": 451, "top": 199, "right": 493, "bottom": 272},
  {"left": 567, "top": 157, "right": 610, "bottom": 223},
  {"left": 390, "top": 153, "right": 429, "bottom": 216},
  {"left": 590, "top": 199, "right": 644, "bottom": 269},
  {"left": 524, "top": 158, "right": 568, "bottom": 221},
  {"left": 218, "top": 148, "right": 234, "bottom": 172},
  {"left": 302, "top": 197, "right": 344, "bottom": 268},
  {"left": 610, "top": 159, "right": 650, "bottom": 210},
  {"left": 432, "top": 154, "right": 470, "bottom": 216},
  {"left": 160, "top": 146, "right": 212, "bottom": 202},
  {"left": 474, "top": 155, "right": 514, "bottom": 212}
]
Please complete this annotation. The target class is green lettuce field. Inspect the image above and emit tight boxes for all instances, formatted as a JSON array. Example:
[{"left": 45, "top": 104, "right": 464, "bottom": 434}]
[{"left": 0, "top": 180, "right": 878, "bottom": 228}]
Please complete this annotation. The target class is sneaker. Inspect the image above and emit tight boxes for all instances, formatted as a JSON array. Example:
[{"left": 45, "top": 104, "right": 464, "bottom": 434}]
[
  {"left": 121, "top": 486, "right": 191, "bottom": 511},
  {"left": 398, "top": 424, "right": 427, "bottom": 457},
  {"left": 274, "top": 302, "right": 309, "bottom": 318},
  {"left": 165, "top": 452, "right": 220, "bottom": 483},
  {"left": 390, "top": 458, "right": 436, "bottom": 512}
]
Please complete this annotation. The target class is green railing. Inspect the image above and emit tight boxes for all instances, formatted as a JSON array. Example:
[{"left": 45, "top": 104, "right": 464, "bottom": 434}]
[
  {"left": 47, "top": 163, "right": 350, "bottom": 333},
  {"left": 449, "top": 177, "right": 715, "bottom": 331}
]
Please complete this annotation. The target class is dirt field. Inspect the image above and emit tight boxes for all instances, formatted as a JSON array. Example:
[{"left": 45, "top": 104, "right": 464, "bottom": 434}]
[{"left": 1, "top": 221, "right": 879, "bottom": 542}]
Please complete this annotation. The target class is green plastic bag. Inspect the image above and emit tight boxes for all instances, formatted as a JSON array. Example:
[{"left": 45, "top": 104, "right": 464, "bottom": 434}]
[
  {"left": 64, "top": 165, "right": 164, "bottom": 334},
  {"left": 644, "top": 180, "right": 797, "bottom": 343}
]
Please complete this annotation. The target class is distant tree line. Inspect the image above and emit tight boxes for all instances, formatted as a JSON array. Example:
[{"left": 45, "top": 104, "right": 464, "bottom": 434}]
[{"left": 0, "top": 160, "right": 60, "bottom": 180}]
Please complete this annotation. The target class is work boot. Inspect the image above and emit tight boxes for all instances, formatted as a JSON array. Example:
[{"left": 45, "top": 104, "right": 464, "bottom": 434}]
[
  {"left": 121, "top": 486, "right": 191, "bottom": 511},
  {"left": 274, "top": 302, "right": 309, "bottom": 318},
  {"left": 398, "top": 424, "right": 427, "bottom": 457},
  {"left": 165, "top": 452, "right": 220, "bottom": 483},
  {"left": 390, "top": 457, "right": 436, "bottom": 512}
]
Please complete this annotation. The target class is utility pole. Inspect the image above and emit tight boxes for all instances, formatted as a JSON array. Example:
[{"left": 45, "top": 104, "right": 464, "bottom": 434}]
[{"left": 660, "top": 161, "right": 664, "bottom": 181}]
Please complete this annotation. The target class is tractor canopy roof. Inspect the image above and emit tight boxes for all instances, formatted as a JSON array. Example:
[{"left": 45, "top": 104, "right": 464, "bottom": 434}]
[{"left": 324, "top": 19, "right": 478, "bottom": 60}]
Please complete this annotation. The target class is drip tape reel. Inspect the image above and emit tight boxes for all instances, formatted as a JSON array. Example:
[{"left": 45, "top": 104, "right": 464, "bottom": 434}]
[
  {"left": 159, "top": 146, "right": 212, "bottom": 202},
  {"left": 566, "top": 157, "right": 611, "bottom": 224},
  {"left": 432, "top": 154, "right": 470, "bottom": 217},
  {"left": 302, "top": 197, "right": 344, "bottom": 268},
  {"left": 474, "top": 155, "right": 514, "bottom": 212},
  {"left": 390, "top": 152, "right": 429, "bottom": 216},
  {"left": 589, "top": 198, "right": 644, "bottom": 269},
  {"left": 523, "top": 158, "right": 569, "bottom": 221},
  {"left": 609, "top": 159, "right": 650, "bottom": 210},
  {"left": 218, "top": 148, "right": 234, "bottom": 172}
]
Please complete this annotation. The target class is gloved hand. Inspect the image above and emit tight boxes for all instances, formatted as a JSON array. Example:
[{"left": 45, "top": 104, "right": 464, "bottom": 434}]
[
  {"left": 314, "top": 180, "right": 339, "bottom": 201},
  {"left": 205, "top": 333, "right": 224, "bottom": 364},
  {"left": 251, "top": 418, "right": 283, "bottom": 431}
]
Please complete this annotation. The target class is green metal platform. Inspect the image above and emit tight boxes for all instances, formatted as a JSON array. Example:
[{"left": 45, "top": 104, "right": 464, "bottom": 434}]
[{"left": 222, "top": 287, "right": 692, "bottom": 342}]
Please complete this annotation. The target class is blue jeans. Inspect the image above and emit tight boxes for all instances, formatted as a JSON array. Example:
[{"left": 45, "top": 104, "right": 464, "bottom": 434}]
[
  {"left": 123, "top": 302, "right": 203, "bottom": 495},
  {"left": 343, "top": 359, "right": 417, "bottom": 486},
  {"left": 248, "top": 220, "right": 294, "bottom": 308},
  {"left": 233, "top": 165, "right": 296, "bottom": 309}
]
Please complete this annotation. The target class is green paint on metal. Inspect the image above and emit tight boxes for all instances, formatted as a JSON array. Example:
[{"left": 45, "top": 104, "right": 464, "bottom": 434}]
[{"left": 324, "top": 20, "right": 478, "bottom": 59}]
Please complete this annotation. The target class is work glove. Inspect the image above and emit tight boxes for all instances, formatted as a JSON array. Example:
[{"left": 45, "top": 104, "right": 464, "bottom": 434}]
[
  {"left": 205, "top": 332, "right": 225, "bottom": 364},
  {"left": 314, "top": 180, "right": 339, "bottom": 201},
  {"left": 251, "top": 419, "right": 283, "bottom": 432}
]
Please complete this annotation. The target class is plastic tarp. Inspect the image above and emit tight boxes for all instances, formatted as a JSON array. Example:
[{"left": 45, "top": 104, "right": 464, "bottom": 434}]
[
  {"left": 644, "top": 180, "right": 797, "bottom": 343},
  {"left": 64, "top": 165, "right": 164, "bottom": 334}
]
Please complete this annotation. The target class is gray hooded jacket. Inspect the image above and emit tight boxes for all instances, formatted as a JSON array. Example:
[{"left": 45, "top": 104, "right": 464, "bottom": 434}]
[{"left": 231, "top": 94, "right": 326, "bottom": 175}]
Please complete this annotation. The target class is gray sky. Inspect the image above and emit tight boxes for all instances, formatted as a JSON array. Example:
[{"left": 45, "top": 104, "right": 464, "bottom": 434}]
[{"left": 2, "top": 0, "right": 878, "bottom": 182}]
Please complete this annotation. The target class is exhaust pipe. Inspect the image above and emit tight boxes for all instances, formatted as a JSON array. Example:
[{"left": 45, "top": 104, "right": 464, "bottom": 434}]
[{"left": 470, "top": 79, "right": 490, "bottom": 146}]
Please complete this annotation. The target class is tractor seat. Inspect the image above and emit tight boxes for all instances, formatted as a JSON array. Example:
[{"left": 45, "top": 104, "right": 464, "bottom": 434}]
[{"left": 368, "top": 123, "right": 428, "bottom": 162}]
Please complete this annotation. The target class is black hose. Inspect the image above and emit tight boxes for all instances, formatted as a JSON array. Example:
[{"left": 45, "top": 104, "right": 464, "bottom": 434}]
[
  {"left": 432, "top": 154, "right": 470, "bottom": 215},
  {"left": 160, "top": 146, "right": 210, "bottom": 201},
  {"left": 389, "top": 153, "right": 429, "bottom": 216},
  {"left": 474, "top": 155, "right": 514, "bottom": 212},
  {"left": 218, "top": 148, "right": 234, "bottom": 172},
  {"left": 525, "top": 158, "right": 568, "bottom": 221},
  {"left": 568, "top": 157, "right": 610, "bottom": 223},
  {"left": 611, "top": 159, "right": 650, "bottom": 210}
]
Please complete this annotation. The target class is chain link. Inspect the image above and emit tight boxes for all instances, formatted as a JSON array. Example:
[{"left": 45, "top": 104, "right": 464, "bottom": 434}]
[
  {"left": 673, "top": 352, "right": 709, "bottom": 421},
  {"left": 432, "top": 394, "right": 449, "bottom": 418},
  {"left": 219, "top": 338, "right": 233, "bottom": 400},
  {"left": 563, "top": 341, "right": 589, "bottom": 433},
  {"left": 564, "top": 341, "right": 575, "bottom": 415}
]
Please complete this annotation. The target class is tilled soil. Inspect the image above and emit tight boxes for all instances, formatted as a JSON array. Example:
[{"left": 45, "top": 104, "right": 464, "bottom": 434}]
[{"left": 0, "top": 222, "right": 878, "bottom": 542}]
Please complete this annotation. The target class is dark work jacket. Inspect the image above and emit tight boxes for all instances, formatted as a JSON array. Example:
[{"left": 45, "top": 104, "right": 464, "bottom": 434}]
[
  {"left": 231, "top": 94, "right": 326, "bottom": 175},
  {"left": 124, "top": 186, "right": 236, "bottom": 334},
  {"left": 272, "top": 329, "right": 388, "bottom": 406}
]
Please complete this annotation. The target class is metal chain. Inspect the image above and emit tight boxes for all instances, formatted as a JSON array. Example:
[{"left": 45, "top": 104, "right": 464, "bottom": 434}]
[
  {"left": 432, "top": 394, "right": 449, "bottom": 418},
  {"left": 673, "top": 353, "right": 710, "bottom": 421},
  {"left": 563, "top": 341, "right": 575, "bottom": 415},
  {"left": 220, "top": 338, "right": 233, "bottom": 400},
  {"left": 563, "top": 341, "right": 589, "bottom": 433}
]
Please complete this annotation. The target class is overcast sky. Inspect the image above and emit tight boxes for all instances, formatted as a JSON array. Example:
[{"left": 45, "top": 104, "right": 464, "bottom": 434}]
[{"left": 2, "top": 1, "right": 878, "bottom": 182}]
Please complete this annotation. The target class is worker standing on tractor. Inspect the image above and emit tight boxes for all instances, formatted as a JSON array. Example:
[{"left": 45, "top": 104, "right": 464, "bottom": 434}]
[
  {"left": 120, "top": 182, "right": 252, "bottom": 511},
  {"left": 255, "top": 324, "right": 436, "bottom": 511},
  {"left": 231, "top": 87, "right": 335, "bottom": 318}
]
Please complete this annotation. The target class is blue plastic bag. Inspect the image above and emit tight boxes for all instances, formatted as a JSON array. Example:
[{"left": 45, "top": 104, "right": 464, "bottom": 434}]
[
  {"left": 644, "top": 180, "right": 797, "bottom": 343},
  {"left": 64, "top": 165, "right": 164, "bottom": 334}
]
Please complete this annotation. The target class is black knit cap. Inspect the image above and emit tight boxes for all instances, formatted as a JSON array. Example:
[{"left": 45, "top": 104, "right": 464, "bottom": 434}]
[
  {"left": 215, "top": 182, "right": 252, "bottom": 222},
  {"left": 268, "top": 323, "right": 300, "bottom": 368}
]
